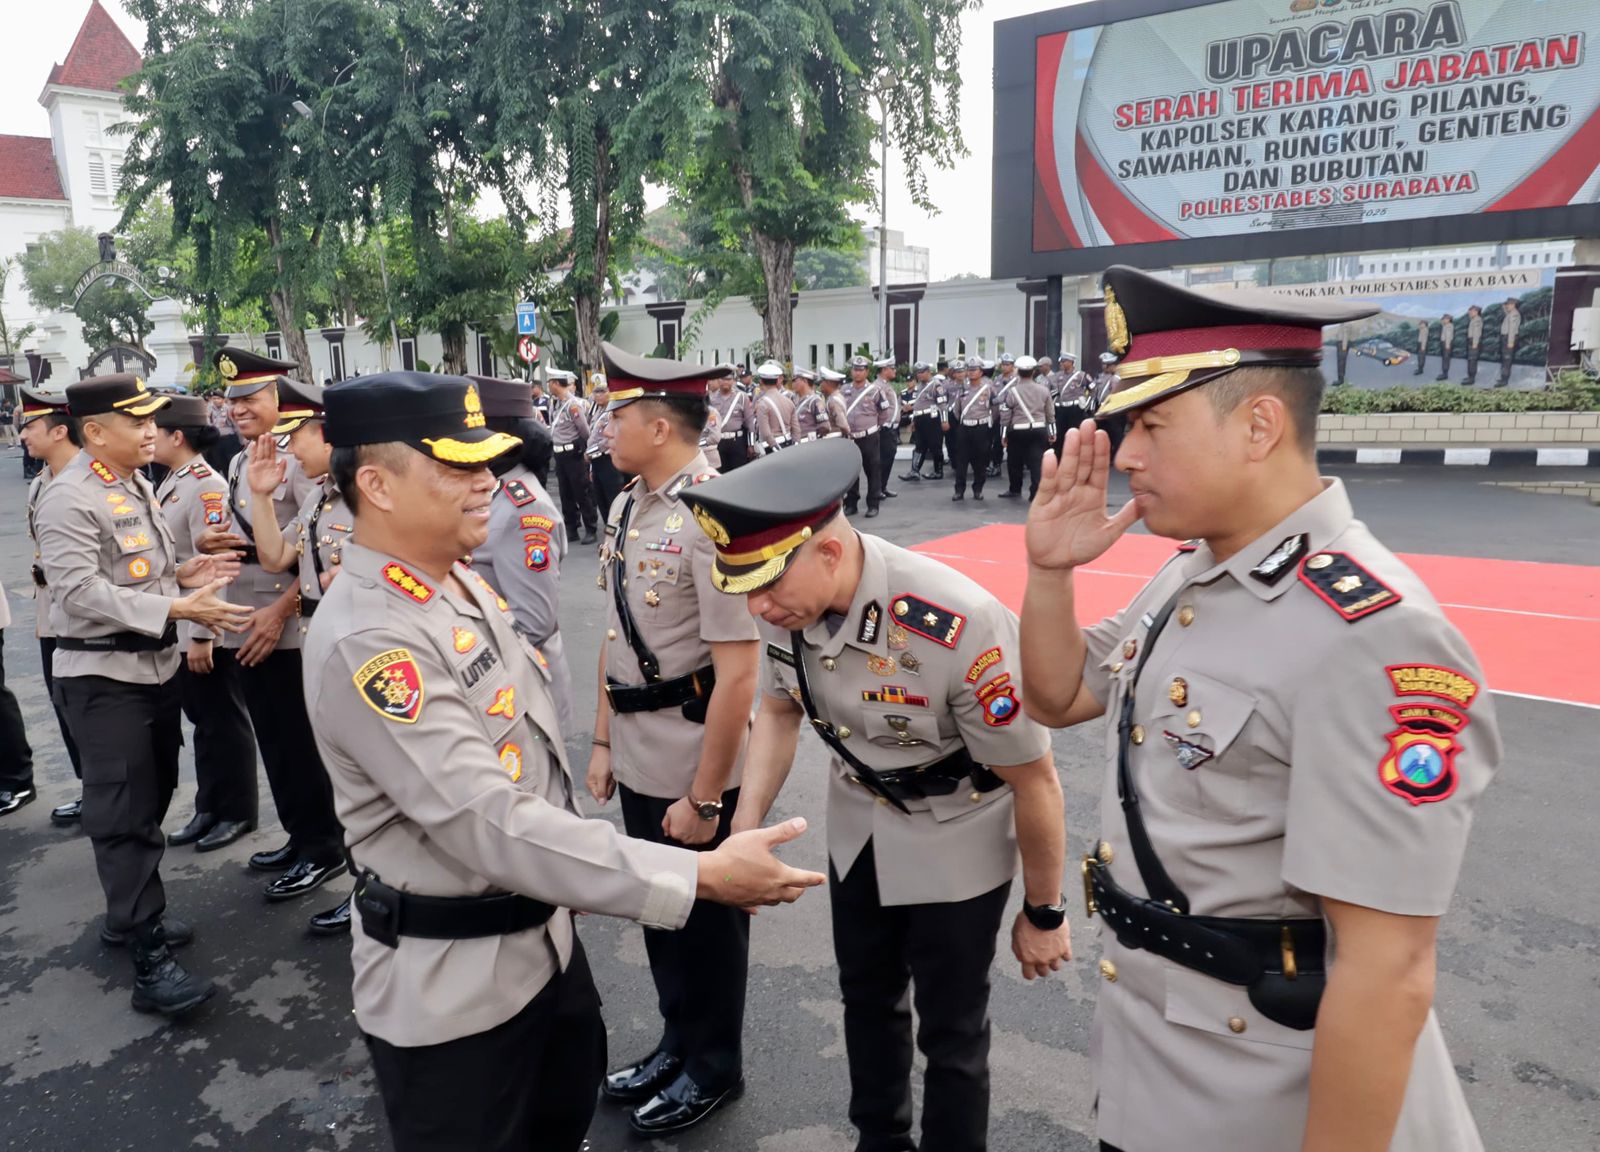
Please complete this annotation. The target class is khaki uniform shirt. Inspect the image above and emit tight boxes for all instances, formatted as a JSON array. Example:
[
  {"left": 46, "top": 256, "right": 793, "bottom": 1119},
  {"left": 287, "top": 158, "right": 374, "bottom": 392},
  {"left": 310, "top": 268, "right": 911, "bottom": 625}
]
[
  {"left": 698, "top": 408, "right": 723, "bottom": 469},
  {"left": 841, "top": 380, "right": 890, "bottom": 437},
  {"left": 35, "top": 454, "right": 182, "bottom": 684},
  {"left": 910, "top": 378, "right": 948, "bottom": 417},
  {"left": 303, "top": 542, "right": 697, "bottom": 1048},
  {"left": 754, "top": 387, "right": 798, "bottom": 452},
  {"left": 282, "top": 479, "right": 355, "bottom": 640},
  {"left": 1467, "top": 314, "right": 1483, "bottom": 347},
  {"left": 792, "top": 391, "right": 827, "bottom": 440},
  {"left": 999, "top": 377, "right": 1055, "bottom": 433},
  {"left": 600, "top": 453, "right": 759, "bottom": 798},
  {"left": 710, "top": 388, "right": 753, "bottom": 441},
  {"left": 760, "top": 535, "right": 1050, "bottom": 905},
  {"left": 223, "top": 447, "right": 318, "bottom": 651},
  {"left": 26, "top": 456, "right": 80, "bottom": 640},
  {"left": 1417, "top": 322, "right": 1430, "bottom": 352},
  {"left": 873, "top": 378, "right": 902, "bottom": 431},
  {"left": 1080, "top": 479, "right": 1497, "bottom": 1152},
  {"left": 821, "top": 390, "right": 850, "bottom": 437},
  {"left": 586, "top": 410, "right": 613, "bottom": 458},
  {"left": 1440, "top": 320, "right": 1454, "bottom": 352},
  {"left": 471, "top": 467, "right": 574, "bottom": 736},
  {"left": 156, "top": 456, "right": 231, "bottom": 651},
  {"left": 953, "top": 376, "right": 997, "bottom": 425},
  {"left": 550, "top": 394, "right": 590, "bottom": 447},
  {"left": 1500, "top": 308, "right": 1520, "bottom": 346}
]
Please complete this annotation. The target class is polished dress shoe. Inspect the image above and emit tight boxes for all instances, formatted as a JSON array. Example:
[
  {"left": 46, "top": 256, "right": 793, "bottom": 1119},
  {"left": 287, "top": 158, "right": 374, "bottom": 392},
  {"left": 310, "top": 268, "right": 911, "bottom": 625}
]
[
  {"left": 998, "top": 491, "right": 1021, "bottom": 500},
  {"left": 972, "top": 493, "right": 985, "bottom": 502},
  {"left": 580, "top": 530, "right": 597, "bottom": 546},
  {"left": 248, "top": 841, "right": 297, "bottom": 872},
  {"left": 0, "top": 788, "right": 36, "bottom": 817},
  {"left": 899, "top": 471, "right": 922, "bottom": 482},
  {"left": 50, "top": 797, "right": 81, "bottom": 824},
  {"left": 602, "top": 1050, "right": 682, "bottom": 1104},
  {"left": 629, "top": 1072, "right": 744, "bottom": 1136},
  {"left": 882, "top": 488, "right": 899, "bottom": 498},
  {"left": 167, "top": 812, "right": 216, "bottom": 847},
  {"left": 307, "top": 894, "right": 352, "bottom": 937},
  {"left": 196, "top": 819, "right": 255, "bottom": 853},
  {"left": 951, "top": 492, "right": 964, "bottom": 501},
  {"left": 103, "top": 917, "right": 193, "bottom": 949},
  {"left": 264, "top": 858, "right": 347, "bottom": 902},
  {"left": 864, "top": 507, "right": 879, "bottom": 518}
]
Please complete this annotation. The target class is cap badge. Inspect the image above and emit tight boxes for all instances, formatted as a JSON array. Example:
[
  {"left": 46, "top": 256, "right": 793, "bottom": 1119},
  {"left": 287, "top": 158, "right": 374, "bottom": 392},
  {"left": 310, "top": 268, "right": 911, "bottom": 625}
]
[
  {"left": 692, "top": 505, "right": 731, "bottom": 546},
  {"left": 218, "top": 355, "right": 238, "bottom": 380},
  {"left": 464, "top": 384, "right": 486, "bottom": 429},
  {"left": 1104, "top": 286, "right": 1130, "bottom": 355}
]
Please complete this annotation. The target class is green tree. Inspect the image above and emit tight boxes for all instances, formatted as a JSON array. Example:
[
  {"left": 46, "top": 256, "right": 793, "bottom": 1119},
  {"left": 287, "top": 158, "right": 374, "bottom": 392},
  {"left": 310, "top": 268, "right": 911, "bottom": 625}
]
[
  {"left": 17, "top": 227, "right": 153, "bottom": 349},
  {"left": 796, "top": 243, "right": 868, "bottom": 291},
  {"left": 0, "top": 258, "right": 38, "bottom": 359}
]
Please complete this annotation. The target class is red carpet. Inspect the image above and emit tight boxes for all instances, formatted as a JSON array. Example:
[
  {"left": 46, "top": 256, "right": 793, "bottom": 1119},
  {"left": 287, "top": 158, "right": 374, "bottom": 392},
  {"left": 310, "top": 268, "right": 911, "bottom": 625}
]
[{"left": 912, "top": 526, "right": 1600, "bottom": 709}]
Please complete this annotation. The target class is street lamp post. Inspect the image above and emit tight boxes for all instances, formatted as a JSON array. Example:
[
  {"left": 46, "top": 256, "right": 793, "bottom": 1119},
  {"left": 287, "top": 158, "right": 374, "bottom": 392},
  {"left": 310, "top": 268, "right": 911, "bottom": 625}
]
[{"left": 875, "top": 83, "right": 891, "bottom": 362}]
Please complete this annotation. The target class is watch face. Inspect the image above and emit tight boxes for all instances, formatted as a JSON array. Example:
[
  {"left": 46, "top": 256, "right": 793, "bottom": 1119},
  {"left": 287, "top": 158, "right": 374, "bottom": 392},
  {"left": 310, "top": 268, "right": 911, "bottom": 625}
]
[{"left": 696, "top": 801, "right": 722, "bottom": 820}]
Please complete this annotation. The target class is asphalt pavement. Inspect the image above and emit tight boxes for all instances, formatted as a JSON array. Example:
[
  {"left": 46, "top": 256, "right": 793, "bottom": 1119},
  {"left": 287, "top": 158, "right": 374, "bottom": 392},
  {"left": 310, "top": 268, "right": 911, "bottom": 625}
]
[{"left": 0, "top": 447, "right": 1595, "bottom": 1151}]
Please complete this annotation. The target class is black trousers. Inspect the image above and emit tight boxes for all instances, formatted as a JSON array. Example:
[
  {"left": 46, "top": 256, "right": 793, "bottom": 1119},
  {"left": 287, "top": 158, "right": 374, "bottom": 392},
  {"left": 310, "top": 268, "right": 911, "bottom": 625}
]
[
  {"left": 1438, "top": 344, "right": 1452, "bottom": 378},
  {"left": 1413, "top": 347, "right": 1427, "bottom": 375},
  {"left": 54, "top": 674, "right": 181, "bottom": 932},
  {"left": 37, "top": 637, "right": 82, "bottom": 779},
  {"left": 912, "top": 414, "right": 944, "bottom": 471},
  {"left": 845, "top": 430, "right": 884, "bottom": 511},
  {"left": 988, "top": 421, "right": 1005, "bottom": 471},
  {"left": 831, "top": 841, "right": 1011, "bottom": 1152},
  {"left": 0, "top": 630, "right": 34, "bottom": 792},
  {"left": 619, "top": 783, "right": 749, "bottom": 1090},
  {"left": 719, "top": 435, "right": 751, "bottom": 471},
  {"left": 553, "top": 448, "right": 598, "bottom": 535},
  {"left": 952, "top": 425, "right": 990, "bottom": 496},
  {"left": 236, "top": 648, "right": 342, "bottom": 864},
  {"left": 590, "top": 453, "right": 628, "bottom": 520},
  {"left": 878, "top": 423, "right": 899, "bottom": 489},
  {"left": 367, "top": 936, "right": 606, "bottom": 1152},
  {"left": 1465, "top": 343, "right": 1480, "bottom": 384},
  {"left": 1005, "top": 427, "right": 1048, "bottom": 499},
  {"left": 178, "top": 648, "right": 258, "bottom": 822},
  {"left": 1335, "top": 346, "right": 1349, "bottom": 384},
  {"left": 1052, "top": 406, "right": 1074, "bottom": 458},
  {"left": 1499, "top": 342, "right": 1514, "bottom": 385}
]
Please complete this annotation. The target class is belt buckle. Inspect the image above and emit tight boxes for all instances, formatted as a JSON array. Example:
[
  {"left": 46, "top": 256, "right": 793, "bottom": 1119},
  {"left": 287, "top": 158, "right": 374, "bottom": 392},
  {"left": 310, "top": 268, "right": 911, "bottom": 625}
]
[
  {"left": 1081, "top": 854, "right": 1099, "bottom": 920},
  {"left": 602, "top": 682, "right": 618, "bottom": 711}
]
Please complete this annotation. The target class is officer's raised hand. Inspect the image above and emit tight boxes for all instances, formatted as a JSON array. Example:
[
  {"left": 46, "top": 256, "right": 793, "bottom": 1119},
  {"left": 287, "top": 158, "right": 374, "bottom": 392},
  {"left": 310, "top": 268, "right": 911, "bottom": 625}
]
[
  {"left": 1025, "top": 419, "right": 1139, "bottom": 571},
  {"left": 696, "top": 817, "right": 826, "bottom": 908},
  {"left": 246, "top": 430, "right": 287, "bottom": 495}
]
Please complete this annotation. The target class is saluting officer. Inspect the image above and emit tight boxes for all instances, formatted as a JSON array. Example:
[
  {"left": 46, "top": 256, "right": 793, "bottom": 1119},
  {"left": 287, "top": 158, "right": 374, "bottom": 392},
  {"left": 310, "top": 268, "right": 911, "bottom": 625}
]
[
  {"left": 680, "top": 439, "right": 1072, "bottom": 1152},
  {"left": 36, "top": 374, "right": 252, "bottom": 1013},
  {"left": 17, "top": 388, "right": 85, "bottom": 822},
  {"left": 300, "top": 370, "right": 825, "bottom": 1152},
  {"left": 997, "top": 355, "right": 1054, "bottom": 503},
  {"left": 548, "top": 371, "right": 599, "bottom": 545},
  {"left": 947, "top": 357, "right": 997, "bottom": 502},
  {"left": 588, "top": 343, "right": 765, "bottom": 1137},
  {"left": 752, "top": 360, "right": 798, "bottom": 454},
  {"left": 152, "top": 396, "right": 259, "bottom": 853},
  {"left": 209, "top": 348, "right": 348, "bottom": 904},
  {"left": 709, "top": 372, "right": 756, "bottom": 471},
  {"left": 872, "top": 357, "right": 902, "bottom": 499},
  {"left": 466, "top": 376, "right": 576, "bottom": 738},
  {"left": 1021, "top": 266, "right": 1500, "bottom": 1152},
  {"left": 840, "top": 355, "right": 889, "bottom": 518}
]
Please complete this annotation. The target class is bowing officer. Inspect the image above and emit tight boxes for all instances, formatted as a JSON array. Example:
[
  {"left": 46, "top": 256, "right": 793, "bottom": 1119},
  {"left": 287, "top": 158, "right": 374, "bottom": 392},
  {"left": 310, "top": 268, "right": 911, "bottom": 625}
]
[
  {"left": 681, "top": 439, "right": 1071, "bottom": 1152},
  {"left": 35, "top": 374, "right": 252, "bottom": 1013},
  {"left": 152, "top": 396, "right": 259, "bottom": 852},
  {"left": 18, "top": 388, "right": 85, "bottom": 822},
  {"left": 300, "top": 371, "right": 824, "bottom": 1152},
  {"left": 1020, "top": 266, "right": 1500, "bottom": 1152},
  {"left": 589, "top": 343, "right": 764, "bottom": 1137}
]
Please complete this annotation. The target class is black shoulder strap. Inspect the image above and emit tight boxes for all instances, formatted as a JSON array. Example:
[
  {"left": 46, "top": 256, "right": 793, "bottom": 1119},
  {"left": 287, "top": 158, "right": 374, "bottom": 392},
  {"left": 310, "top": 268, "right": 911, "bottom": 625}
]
[
  {"left": 611, "top": 494, "right": 663, "bottom": 682},
  {"left": 227, "top": 451, "right": 257, "bottom": 543},
  {"left": 306, "top": 487, "right": 335, "bottom": 585},
  {"left": 1117, "top": 590, "right": 1190, "bottom": 914},
  {"left": 788, "top": 631, "right": 910, "bottom": 814}
]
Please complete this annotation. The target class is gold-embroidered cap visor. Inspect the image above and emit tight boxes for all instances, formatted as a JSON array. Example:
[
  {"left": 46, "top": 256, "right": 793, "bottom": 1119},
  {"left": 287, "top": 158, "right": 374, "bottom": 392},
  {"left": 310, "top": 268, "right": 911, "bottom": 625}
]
[
  {"left": 270, "top": 408, "right": 322, "bottom": 435},
  {"left": 415, "top": 429, "right": 522, "bottom": 468}
]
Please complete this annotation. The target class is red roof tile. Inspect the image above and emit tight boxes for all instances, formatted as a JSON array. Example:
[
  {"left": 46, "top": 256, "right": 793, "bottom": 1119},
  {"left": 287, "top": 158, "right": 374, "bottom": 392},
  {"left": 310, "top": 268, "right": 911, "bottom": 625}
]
[
  {"left": 0, "top": 136, "right": 66, "bottom": 201},
  {"left": 45, "top": 1, "right": 142, "bottom": 94}
]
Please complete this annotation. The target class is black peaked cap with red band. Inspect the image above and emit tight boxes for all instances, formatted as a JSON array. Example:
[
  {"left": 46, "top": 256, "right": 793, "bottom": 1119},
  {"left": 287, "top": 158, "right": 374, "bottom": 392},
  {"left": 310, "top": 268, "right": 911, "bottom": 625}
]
[
  {"left": 1095, "top": 265, "right": 1379, "bottom": 418},
  {"left": 677, "top": 438, "right": 860, "bottom": 595},
  {"left": 270, "top": 378, "right": 328, "bottom": 435},
  {"left": 601, "top": 342, "right": 730, "bottom": 412},
  {"left": 18, "top": 387, "right": 70, "bottom": 424},
  {"left": 216, "top": 346, "right": 298, "bottom": 399}
]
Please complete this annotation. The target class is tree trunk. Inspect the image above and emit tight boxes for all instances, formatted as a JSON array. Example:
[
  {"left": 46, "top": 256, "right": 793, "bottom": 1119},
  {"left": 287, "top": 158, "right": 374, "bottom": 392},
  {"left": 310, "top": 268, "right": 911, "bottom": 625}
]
[
  {"left": 571, "top": 124, "right": 613, "bottom": 377},
  {"left": 439, "top": 320, "right": 467, "bottom": 375},
  {"left": 264, "top": 216, "right": 313, "bottom": 377},
  {"left": 574, "top": 292, "right": 601, "bottom": 384},
  {"left": 753, "top": 231, "right": 796, "bottom": 364}
]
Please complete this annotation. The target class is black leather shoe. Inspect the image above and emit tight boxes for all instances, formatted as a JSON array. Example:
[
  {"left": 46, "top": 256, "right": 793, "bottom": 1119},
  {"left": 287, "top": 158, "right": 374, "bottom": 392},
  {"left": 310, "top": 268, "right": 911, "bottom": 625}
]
[
  {"left": 864, "top": 506, "right": 879, "bottom": 518},
  {"left": 998, "top": 491, "right": 1021, "bottom": 500},
  {"left": 899, "top": 472, "right": 921, "bottom": 482},
  {"left": 0, "top": 788, "right": 36, "bottom": 817},
  {"left": 307, "top": 894, "right": 352, "bottom": 937},
  {"left": 167, "top": 812, "right": 216, "bottom": 847},
  {"left": 580, "top": 530, "right": 598, "bottom": 546},
  {"left": 130, "top": 924, "right": 215, "bottom": 1017},
  {"left": 843, "top": 504, "right": 858, "bottom": 517},
  {"left": 972, "top": 493, "right": 985, "bottom": 502},
  {"left": 103, "top": 917, "right": 193, "bottom": 949},
  {"left": 49, "top": 797, "right": 80, "bottom": 824},
  {"left": 196, "top": 819, "right": 255, "bottom": 853},
  {"left": 629, "top": 1072, "right": 744, "bottom": 1136},
  {"left": 951, "top": 493, "right": 964, "bottom": 502},
  {"left": 248, "top": 841, "right": 297, "bottom": 872},
  {"left": 882, "top": 488, "right": 898, "bottom": 498},
  {"left": 263, "top": 858, "right": 347, "bottom": 903},
  {"left": 602, "top": 1050, "right": 682, "bottom": 1104}
]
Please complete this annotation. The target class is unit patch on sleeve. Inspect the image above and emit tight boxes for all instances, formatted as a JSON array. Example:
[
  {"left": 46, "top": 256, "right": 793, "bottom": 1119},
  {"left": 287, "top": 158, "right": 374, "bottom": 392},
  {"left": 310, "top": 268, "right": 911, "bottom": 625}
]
[
  {"left": 525, "top": 533, "right": 552, "bottom": 571},
  {"left": 355, "top": 649, "right": 425, "bottom": 724},
  {"left": 1386, "top": 664, "right": 1480, "bottom": 709},
  {"left": 382, "top": 562, "right": 436, "bottom": 604},
  {"left": 1298, "top": 552, "right": 1400, "bottom": 621},
  {"left": 964, "top": 646, "right": 1003, "bottom": 684},
  {"left": 975, "top": 673, "right": 1019, "bottom": 726},
  {"left": 1379, "top": 702, "right": 1466, "bottom": 806},
  {"left": 890, "top": 594, "right": 966, "bottom": 648},
  {"left": 519, "top": 513, "right": 555, "bottom": 532}
]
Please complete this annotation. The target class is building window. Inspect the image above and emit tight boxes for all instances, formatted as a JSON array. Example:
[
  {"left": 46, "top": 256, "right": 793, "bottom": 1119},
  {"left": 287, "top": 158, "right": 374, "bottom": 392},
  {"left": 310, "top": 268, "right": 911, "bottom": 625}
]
[
  {"left": 808, "top": 344, "right": 818, "bottom": 367},
  {"left": 825, "top": 343, "right": 835, "bottom": 365},
  {"left": 937, "top": 337, "right": 946, "bottom": 356},
  {"left": 478, "top": 333, "right": 494, "bottom": 375},
  {"left": 399, "top": 337, "right": 416, "bottom": 371},
  {"left": 995, "top": 336, "right": 1006, "bottom": 355},
  {"left": 329, "top": 343, "right": 346, "bottom": 382},
  {"left": 977, "top": 336, "right": 987, "bottom": 357}
]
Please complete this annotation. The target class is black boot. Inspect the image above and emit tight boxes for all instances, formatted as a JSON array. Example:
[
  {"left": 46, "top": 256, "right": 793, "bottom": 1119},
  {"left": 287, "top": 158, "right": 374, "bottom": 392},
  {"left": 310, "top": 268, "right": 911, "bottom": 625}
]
[
  {"left": 899, "top": 451, "right": 924, "bottom": 481},
  {"left": 130, "top": 922, "right": 216, "bottom": 1017}
]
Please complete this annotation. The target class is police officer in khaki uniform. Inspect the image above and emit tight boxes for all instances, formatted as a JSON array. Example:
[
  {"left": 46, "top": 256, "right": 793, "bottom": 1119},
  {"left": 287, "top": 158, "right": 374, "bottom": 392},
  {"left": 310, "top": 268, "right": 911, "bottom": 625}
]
[
  {"left": 818, "top": 367, "right": 850, "bottom": 437},
  {"left": 548, "top": 372, "right": 599, "bottom": 544},
  {"left": 35, "top": 374, "right": 252, "bottom": 1013},
  {"left": 1020, "top": 266, "right": 1500, "bottom": 1152},
  {"left": 900, "top": 362, "right": 948, "bottom": 482},
  {"left": 752, "top": 360, "right": 798, "bottom": 454},
  {"left": 947, "top": 357, "right": 996, "bottom": 502},
  {"left": 209, "top": 348, "right": 347, "bottom": 903},
  {"left": 300, "top": 370, "right": 824, "bottom": 1152},
  {"left": 1463, "top": 305, "right": 1483, "bottom": 385},
  {"left": 679, "top": 439, "right": 1071, "bottom": 1152},
  {"left": 1497, "top": 297, "right": 1520, "bottom": 387},
  {"left": 709, "top": 372, "right": 755, "bottom": 471},
  {"left": 872, "top": 357, "right": 902, "bottom": 498},
  {"left": 840, "top": 355, "right": 889, "bottom": 517},
  {"left": 17, "top": 388, "right": 84, "bottom": 821},
  {"left": 587, "top": 343, "right": 765, "bottom": 1137},
  {"left": 997, "top": 355, "right": 1054, "bottom": 502},
  {"left": 586, "top": 379, "right": 631, "bottom": 515},
  {"left": 1435, "top": 314, "right": 1455, "bottom": 382},
  {"left": 1052, "top": 353, "right": 1092, "bottom": 460},
  {"left": 791, "top": 368, "right": 827, "bottom": 443},
  {"left": 152, "top": 396, "right": 259, "bottom": 852}
]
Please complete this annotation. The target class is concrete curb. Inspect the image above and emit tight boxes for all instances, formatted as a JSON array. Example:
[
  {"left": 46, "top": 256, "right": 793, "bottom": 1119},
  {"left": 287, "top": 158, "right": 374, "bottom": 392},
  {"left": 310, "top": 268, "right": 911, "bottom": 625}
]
[{"left": 1316, "top": 447, "right": 1598, "bottom": 467}]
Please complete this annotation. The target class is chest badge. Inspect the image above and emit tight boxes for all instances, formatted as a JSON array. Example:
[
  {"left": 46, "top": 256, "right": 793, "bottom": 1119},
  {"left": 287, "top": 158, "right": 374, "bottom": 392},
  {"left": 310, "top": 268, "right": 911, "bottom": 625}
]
[
  {"left": 487, "top": 686, "right": 516, "bottom": 720},
  {"left": 866, "top": 654, "right": 897, "bottom": 677},
  {"left": 1163, "top": 731, "right": 1214, "bottom": 770},
  {"left": 644, "top": 588, "right": 662, "bottom": 607},
  {"left": 499, "top": 742, "right": 524, "bottom": 782},
  {"left": 1168, "top": 677, "right": 1188, "bottom": 707},
  {"left": 452, "top": 627, "right": 478, "bottom": 654},
  {"left": 887, "top": 625, "right": 909, "bottom": 651},
  {"left": 663, "top": 512, "right": 684, "bottom": 533},
  {"left": 898, "top": 650, "right": 922, "bottom": 676},
  {"left": 127, "top": 557, "right": 152, "bottom": 580}
]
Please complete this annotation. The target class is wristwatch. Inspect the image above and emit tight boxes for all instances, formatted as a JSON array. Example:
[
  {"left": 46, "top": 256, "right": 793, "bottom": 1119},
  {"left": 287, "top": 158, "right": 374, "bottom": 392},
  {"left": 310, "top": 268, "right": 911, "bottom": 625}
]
[
  {"left": 1022, "top": 897, "right": 1068, "bottom": 931},
  {"left": 690, "top": 795, "right": 724, "bottom": 822}
]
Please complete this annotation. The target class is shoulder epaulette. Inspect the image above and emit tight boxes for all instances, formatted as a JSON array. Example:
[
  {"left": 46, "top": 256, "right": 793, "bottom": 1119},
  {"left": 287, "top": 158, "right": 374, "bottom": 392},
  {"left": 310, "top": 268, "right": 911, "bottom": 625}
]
[
  {"left": 1298, "top": 551, "right": 1402, "bottom": 622},
  {"left": 890, "top": 593, "right": 966, "bottom": 648},
  {"left": 173, "top": 462, "right": 194, "bottom": 479},
  {"left": 503, "top": 479, "right": 536, "bottom": 507},
  {"left": 190, "top": 461, "right": 212, "bottom": 479},
  {"left": 89, "top": 460, "right": 118, "bottom": 485}
]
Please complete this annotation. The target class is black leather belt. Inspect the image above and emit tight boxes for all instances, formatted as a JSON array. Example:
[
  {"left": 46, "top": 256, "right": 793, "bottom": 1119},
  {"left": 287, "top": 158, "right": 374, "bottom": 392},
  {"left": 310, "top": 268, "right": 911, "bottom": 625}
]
[
  {"left": 299, "top": 596, "right": 319, "bottom": 618},
  {"left": 846, "top": 746, "right": 1005, "bottom": 802},
  {"left": 354, "top": 870, "right": 556, "bottom": 949},
  {"left": 56, "top": 623, "right": 179, "bottom": 652},
  {"left": 1085, "top": 852, "right": 1326, "bottom": 1030},
  {"left": 236, "top": 545, "right": 260, "bottom": 564},
  {"left": 605, "top": 664, "right": 715, "bottom": 715},
  {"left": 553, "top": 443, "right": 578, "bottom": 453},
  {"left": 31, "top": 563, "right": 47, "bottom": 589}
]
